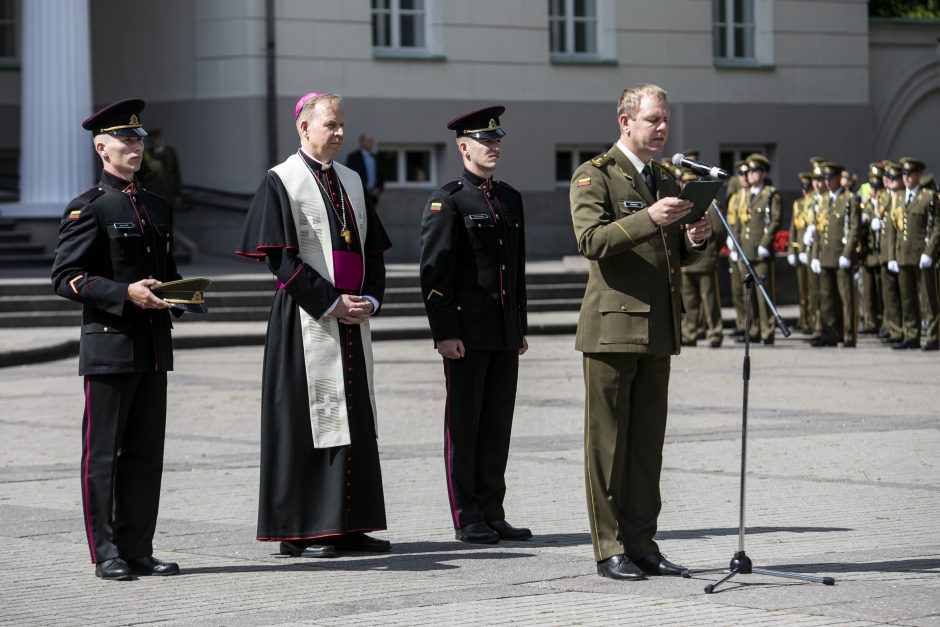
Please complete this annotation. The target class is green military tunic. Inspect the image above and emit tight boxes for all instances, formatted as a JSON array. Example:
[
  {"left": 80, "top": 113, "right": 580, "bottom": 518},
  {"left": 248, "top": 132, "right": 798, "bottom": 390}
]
[
  {"left": 733, "top": 185, "right": 782, "bottom": 342},
  {"left": 811, "top": 190, "right": 861, "bottom": 344},
  {"left": 894, "top": 187, "right": 939, "bottom": 344},
  {"left": 570, "top": 145, "right": 702, "bottom": 563},
  {"left": 680, "top": 203, "right": 726, "bottom": 346},
  {"left": 788, "top": 193, "right": 815, "bottom": 331},
  {"left": 726, "top": 189, "right": 748, "bottom": 334}
]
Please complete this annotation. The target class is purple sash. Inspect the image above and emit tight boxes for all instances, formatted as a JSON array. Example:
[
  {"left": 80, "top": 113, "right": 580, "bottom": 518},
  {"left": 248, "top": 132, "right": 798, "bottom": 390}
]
[{"left": 332, "top": 250, "right": 364, "bottom": 291}]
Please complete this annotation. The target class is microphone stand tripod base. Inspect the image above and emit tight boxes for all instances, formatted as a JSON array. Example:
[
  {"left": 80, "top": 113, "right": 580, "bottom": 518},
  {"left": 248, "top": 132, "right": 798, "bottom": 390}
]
[{"left": 688, "top": 551, "right": 835, "bottom": 594}]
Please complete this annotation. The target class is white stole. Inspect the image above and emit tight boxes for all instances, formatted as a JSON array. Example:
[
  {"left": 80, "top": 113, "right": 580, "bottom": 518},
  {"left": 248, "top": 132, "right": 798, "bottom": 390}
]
[{"left": 270, "top": 153, "right": 377, "bottom": 448}]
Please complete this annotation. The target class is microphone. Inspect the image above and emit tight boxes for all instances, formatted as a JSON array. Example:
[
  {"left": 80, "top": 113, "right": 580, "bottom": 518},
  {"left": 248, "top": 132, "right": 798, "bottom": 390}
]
[{"left": 672, "top": 153, "right": 730, "bottom": 180}]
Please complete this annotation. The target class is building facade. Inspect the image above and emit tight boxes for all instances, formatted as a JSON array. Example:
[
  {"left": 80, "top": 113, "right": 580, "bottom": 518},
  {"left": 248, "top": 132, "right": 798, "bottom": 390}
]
[{"left": 0, "top": 0, "right": 938, "bottom": 261}]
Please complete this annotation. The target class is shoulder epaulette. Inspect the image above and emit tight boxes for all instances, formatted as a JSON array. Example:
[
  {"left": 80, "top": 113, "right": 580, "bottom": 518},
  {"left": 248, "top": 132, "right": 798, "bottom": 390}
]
[
  {"left": 590, "top": 153, "right": 612, "bottom": 168},
  {"left": 78, "top": 187, "right": 106, "bottom": 204},
  {"left": 440, "top": 180, "right": 463, "bottom": 195}
]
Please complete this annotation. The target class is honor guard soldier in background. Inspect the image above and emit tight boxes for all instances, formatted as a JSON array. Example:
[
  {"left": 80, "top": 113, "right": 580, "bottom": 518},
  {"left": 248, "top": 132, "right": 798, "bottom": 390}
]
[
  {"left": 569, "top": 83, "right": 711, "bottom": 582},
  {"left": 419, "top": 106, "right": 531, "bottom": 545},
  {"left": 788, "top": 172, "right": 815, "bottom": 332},
  {"left": 725, "top": 160, "right": 750, "bottom": 338},
  {"left": 51, "top": 99, "right": 187, "bottom": 581},
  {"left": 732, "top": 153, "right": 781, "bottom": 345},
  {"left": 808, "top": 162, "right": 861, "bottom": 347},
  {"left": 858, "top": 163, "right": 887, "bottom": 335},
  {"left": 891, "top": 157, "right": 939, "bottom": 350},
  {"left": 679, "top": 170, "right": 727, "bottom": 348},
  {"left": 880, "top": 161, "right": 905, "bottom": 343}
]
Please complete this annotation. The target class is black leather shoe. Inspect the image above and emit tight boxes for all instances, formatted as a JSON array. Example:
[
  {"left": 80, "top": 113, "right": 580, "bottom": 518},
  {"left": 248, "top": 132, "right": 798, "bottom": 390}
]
[
  {"left": 596, "top": 555, "right": 647, "bottom": 581},
  {"left": 279, "top": 540, "right": 337, "bottom": 558},
  {"left": 709, "top": 340, "right": 722, "bottom": 348},
  {"left": 841, "top": 340, "right": 856, "bottom": 348},
  {"left": 680, "top": 340, "right": 697, "bottom": 347},
  {"left": 922, "top": 340, "right": 939, "bottom": 351},
  {"left": 125, "top": 555, "right": 180, "bottom": 576},
  {"left": 634, "top": 552, "right": 686, "bottom": 576},
  {"left": 892, "top": 339, "right": 920, "bottom": 350},
  {"left": 881, "top": 335, "right": 902, "bottom": 344},
  {"left": 760, "top": 338, "right": 774, "bottom": 346},
  {"left": 487, "top": 519, "right": 532, "bottom": 541},
  {"left": 455, "top": 521, "right": 499, "bottom": 544},
  {"left": 332, "top": 532, "right": 391, "bottom": 552},
  {"left": 95, "top": 557, "right": 135, "bottom": 581},
  {"left": 809, "top": 337, "right": 838, "bottom": 347}
]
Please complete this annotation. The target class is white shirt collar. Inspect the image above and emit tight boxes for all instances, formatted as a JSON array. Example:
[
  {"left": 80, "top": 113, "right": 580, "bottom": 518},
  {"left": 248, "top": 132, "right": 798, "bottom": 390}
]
[
  {"left": 300, "top": 147, "right": 332, "bottom": 170},
  {"left": 750, "top": 185, "right": 764, "bottom": 195},
  {"left": 615, "top": 140, "right": 649, "bottom": 174}
]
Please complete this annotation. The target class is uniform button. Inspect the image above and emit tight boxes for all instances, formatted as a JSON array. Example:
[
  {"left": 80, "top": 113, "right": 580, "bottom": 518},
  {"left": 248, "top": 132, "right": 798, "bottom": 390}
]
[
  {"left": 148, "top": 275, "right": 153, "bottom": 279},
  {"left": 620, "top": 305, "right": 626, "bottom": 311},
  {"left": 671, "top": 287, "right": 675, "bottom": 293},
  {"left": 499, "top": 239, "right": 503, "bottom": 245},
  {"left": 141, "top": 219, "right": 146, "bottom": 225},
  {"left": 501, "top": 264, "right": 506, "bottom": 270},
  {"left": 501, "top": 290, "right": 506, "bottom": 295},
  {"left": 146, "top": 247, "right": 151, "bottom": 253},
  {"left": 103, "top": 326, "right": 109, "bottom": 332},
  {"left": 667, "top": 250, "right": 672, "bottom": 256},
  {"left": 123, "top": 233, "right": 128, "bottom": 238}
]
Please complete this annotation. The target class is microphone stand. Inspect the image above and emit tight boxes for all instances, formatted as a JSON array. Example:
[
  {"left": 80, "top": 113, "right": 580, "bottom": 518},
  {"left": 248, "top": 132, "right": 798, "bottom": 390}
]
[{"left": 681, "top": 182, "right": 835, "bottom": 594}]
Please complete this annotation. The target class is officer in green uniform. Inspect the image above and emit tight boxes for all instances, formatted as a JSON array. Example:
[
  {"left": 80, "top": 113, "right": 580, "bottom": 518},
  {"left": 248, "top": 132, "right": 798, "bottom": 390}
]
[
  {"left": 880, "top": 162, "right": 905, "bottom": 343},
  {"left": 725, "top": 160, "right": 750, "bottom": 338},
  {"left": 858, "top": 162, "right": 887, "bottom": 335},
  {"left": 890, "top": 157, "right": 939, "bottom": 350},
  {"left": 679, "top": 170, "right": 727, "bottom": 348},
  {"left": 788, "top": 172, "right": 814, "bottom": 332},
  {"left": 569, "top": 83, "right": 711, "bottom": 581},
  {"left": 732, "top": 153, "right": 781, "bottom": 345},
  {"left": 808, "top": 162, "right": 861, "bottom": 347}
]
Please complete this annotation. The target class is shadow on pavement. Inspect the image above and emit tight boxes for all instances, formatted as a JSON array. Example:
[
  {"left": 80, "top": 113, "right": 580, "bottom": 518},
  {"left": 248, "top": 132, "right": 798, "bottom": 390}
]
[{"left": 658, "top": 525, "right": 853, "bottom": 540}]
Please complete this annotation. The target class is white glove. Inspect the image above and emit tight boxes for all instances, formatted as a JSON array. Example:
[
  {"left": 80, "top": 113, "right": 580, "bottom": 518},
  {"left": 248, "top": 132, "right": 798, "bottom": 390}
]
[
  {"left": 787, "top": 253, "right": 797, "bottom": 267},
  {"left": 838, "top": 255, "right": 851, "bottom": 270},
  {"left": 871, "top": 217, "right": 881, "bottom": 232},
  {"left": 810, "top": 258, "right": 822, "bottom": 274},
  {"left": 861, "top": 213, "right": 870, "bottom": 224},
  {"left": 758, "top": 245, "right": 771, "bottom": 259},
  {"left": 920, "top": 253, "right": 933, "bottom": 269},
  {"left": 803, "top": 224, "right": 816, "bottom": 247},
  {"left": 726, "top": 236, "right": 734, "bottom": 250},
  {"left": 798, "top": 251, "right": 809, "bottom": 265},
  {"left": 887, "top": 260, "right": 899, "bottom": 273},
  {"left": 729, "top": 250, "right": 739, "bottom": 263}
]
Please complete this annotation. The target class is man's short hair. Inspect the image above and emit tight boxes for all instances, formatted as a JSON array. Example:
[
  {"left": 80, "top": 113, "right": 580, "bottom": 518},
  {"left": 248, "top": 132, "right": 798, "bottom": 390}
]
[
  {"left": 617, "top": 83, "right": 668, "bottom": 119},
  {"left": 295, "top": 93, "right": 343, "bottom": 133}
]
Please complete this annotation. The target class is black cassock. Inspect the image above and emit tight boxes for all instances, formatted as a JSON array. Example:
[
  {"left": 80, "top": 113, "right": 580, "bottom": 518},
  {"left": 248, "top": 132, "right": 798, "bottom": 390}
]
[{"left": 237, "top": 152, "right": 391, "bottom": 541}]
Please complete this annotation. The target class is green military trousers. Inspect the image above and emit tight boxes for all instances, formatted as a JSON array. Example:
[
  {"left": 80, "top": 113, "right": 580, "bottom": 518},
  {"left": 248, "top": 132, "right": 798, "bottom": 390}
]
[
  {"left": 583, "top": 352, "right": 670, "bottom": 563},
  {"left": 881, "top": 264, "right": 902, "bottom": 340},
  {"left": 680, "top": 271, "right": 723, "bottom": 346}
]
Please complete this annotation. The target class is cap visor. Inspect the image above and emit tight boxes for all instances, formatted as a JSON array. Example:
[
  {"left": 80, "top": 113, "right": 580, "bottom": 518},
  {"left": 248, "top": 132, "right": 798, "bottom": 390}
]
[
  {"left": 111, "top": 127, "right": 148, "bottom": 137},
  {"left": 468, "top": 129, "right": 506, "bottom": 139},
  {"left": 169, "top": 302, "right": 208, "bottom": 314}
]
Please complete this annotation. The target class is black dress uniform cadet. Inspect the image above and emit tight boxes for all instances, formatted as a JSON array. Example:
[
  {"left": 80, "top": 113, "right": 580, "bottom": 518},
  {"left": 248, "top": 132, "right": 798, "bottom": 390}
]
[
  {"left": 50, "top": 99, "right": 185, "bottom": 580},
  {"left": 419, "top": 106, "right": 531, "bottom": 544}
]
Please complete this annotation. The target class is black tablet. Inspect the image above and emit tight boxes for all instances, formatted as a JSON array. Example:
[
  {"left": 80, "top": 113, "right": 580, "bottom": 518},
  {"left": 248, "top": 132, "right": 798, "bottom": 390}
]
[{"left": 677, "top": 179, "right": 725, "bottom": 225}]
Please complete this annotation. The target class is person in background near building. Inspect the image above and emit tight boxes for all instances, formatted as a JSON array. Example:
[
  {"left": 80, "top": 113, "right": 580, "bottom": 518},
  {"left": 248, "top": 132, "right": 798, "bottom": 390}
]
[
  {"left": 346, "top": 133, "right": 384, "bottom": 209},
  {"left": 679, "top": 169, "right": 727, "bottom": 348},
  {"left": 419, "top": 106, "right": 531, "bottom": 545},
  {"left": 732, "top": 153, "right": 781, "bottom": 345},
  {"left": 808, "top": 162, "right": 861, "bottom": 348},
  {"left": 788, "top": 172, "right": 815, "bottom": 333},
  {"left": 570, "top": 83, "right": 712, "bottom": 581},
  {"left": 858, "top": 162, "right": 887, "bottom": 335},
  {"left": 236, "top": 92, "right": 393, "bottom": 558},
  {"left": 51, "top": 99, "right": 186, "bottom": 581},
  {"left": 139, "top": 128, "right": 182, "bottom": 211},
  {"left": 725, "top": 160, "right": 750, "bottom": 338},
  {"left": 890, "top": 157, "right": 939, "bottom": 351},
  {"left": 880, "top": 161, "right": 905, "bottom": 344}
]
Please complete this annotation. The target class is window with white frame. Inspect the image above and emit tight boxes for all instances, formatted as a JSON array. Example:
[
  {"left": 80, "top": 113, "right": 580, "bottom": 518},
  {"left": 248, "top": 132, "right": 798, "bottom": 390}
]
[
  {"left": 372, "top": 0, "right": 427, "bottom": 51},
  {"left": 549, "top": 0, "right": 598, "bottom": 57},
  {"left": 713, "top": 0, "right": 756, "bottom": 61},
  {"left": 555, "top": 146, "right": 607, "bottom": 184},
  {"left": 377, "top": 145, "right": 437, "bottom": 187},
  {"left": 0, "top": 0, "right": 18, "bottom": 65}
]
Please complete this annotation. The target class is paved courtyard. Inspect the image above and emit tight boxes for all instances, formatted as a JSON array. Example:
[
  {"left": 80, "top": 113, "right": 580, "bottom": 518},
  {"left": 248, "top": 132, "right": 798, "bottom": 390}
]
[{"left": 1, "top": 332, "right": 938, "bottom": 625}]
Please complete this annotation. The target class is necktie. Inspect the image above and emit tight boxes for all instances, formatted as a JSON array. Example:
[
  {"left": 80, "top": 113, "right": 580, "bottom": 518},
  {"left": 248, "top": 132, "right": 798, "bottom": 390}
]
[
  {"left": 642, "top": 164, "right": 656, "bottom": 194},
  {"left": 906, "top": 191, "right": 913, "bottom": 205}
]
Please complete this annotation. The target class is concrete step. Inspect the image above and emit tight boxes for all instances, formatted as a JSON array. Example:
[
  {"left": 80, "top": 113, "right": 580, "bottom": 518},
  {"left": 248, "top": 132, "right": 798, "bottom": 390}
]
[
  {"left": 0, "top": 243, "right": 47, "bottom": 256},
  {"left": 0, "top": 232, "right": 30, "bottom": 243}
]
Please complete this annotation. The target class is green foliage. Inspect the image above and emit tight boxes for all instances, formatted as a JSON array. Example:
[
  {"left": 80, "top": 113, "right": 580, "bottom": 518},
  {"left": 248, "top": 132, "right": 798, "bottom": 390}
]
[{"left": 870, "top": 0, "right": 940, "bottom": 18}]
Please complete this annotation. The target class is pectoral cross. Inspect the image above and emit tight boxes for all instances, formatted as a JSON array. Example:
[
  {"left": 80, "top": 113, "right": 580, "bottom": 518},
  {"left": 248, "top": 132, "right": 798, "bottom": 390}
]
[{"left": 341, "top": 229, "right": 352, "bottom": 245}]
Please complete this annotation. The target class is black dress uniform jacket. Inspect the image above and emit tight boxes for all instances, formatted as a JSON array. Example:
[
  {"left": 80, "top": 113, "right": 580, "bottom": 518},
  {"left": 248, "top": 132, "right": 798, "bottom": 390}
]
[
  {"left": 52, "top": 170, "right": 181, "bottom": 375},
  {"left": 420, "top": 169, "right": 527, "bottom": 350}
]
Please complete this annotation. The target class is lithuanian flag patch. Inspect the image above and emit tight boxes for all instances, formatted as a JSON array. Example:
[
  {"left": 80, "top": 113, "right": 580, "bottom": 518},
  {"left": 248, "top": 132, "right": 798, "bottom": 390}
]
[
  {"left": 576, "top": 177, "right": 591, "bottom": 187},
  {"left": 429, "top": 202, "right": 442, "bottom": 212},
  {"left": 68, "top": 209, "right": 82, "bottom": 220}
]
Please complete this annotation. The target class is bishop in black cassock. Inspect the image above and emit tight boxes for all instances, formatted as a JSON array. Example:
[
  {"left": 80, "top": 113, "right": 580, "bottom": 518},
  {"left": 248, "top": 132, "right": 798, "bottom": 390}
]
[{"left": 236, "top": 93, "right": 392, "bottom": 557}]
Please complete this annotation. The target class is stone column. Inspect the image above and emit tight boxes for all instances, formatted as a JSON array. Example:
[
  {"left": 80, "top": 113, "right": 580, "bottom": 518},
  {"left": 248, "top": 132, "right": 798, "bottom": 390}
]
[{"left": 6, "top": 0, "right": 93, "bottom": 217}]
